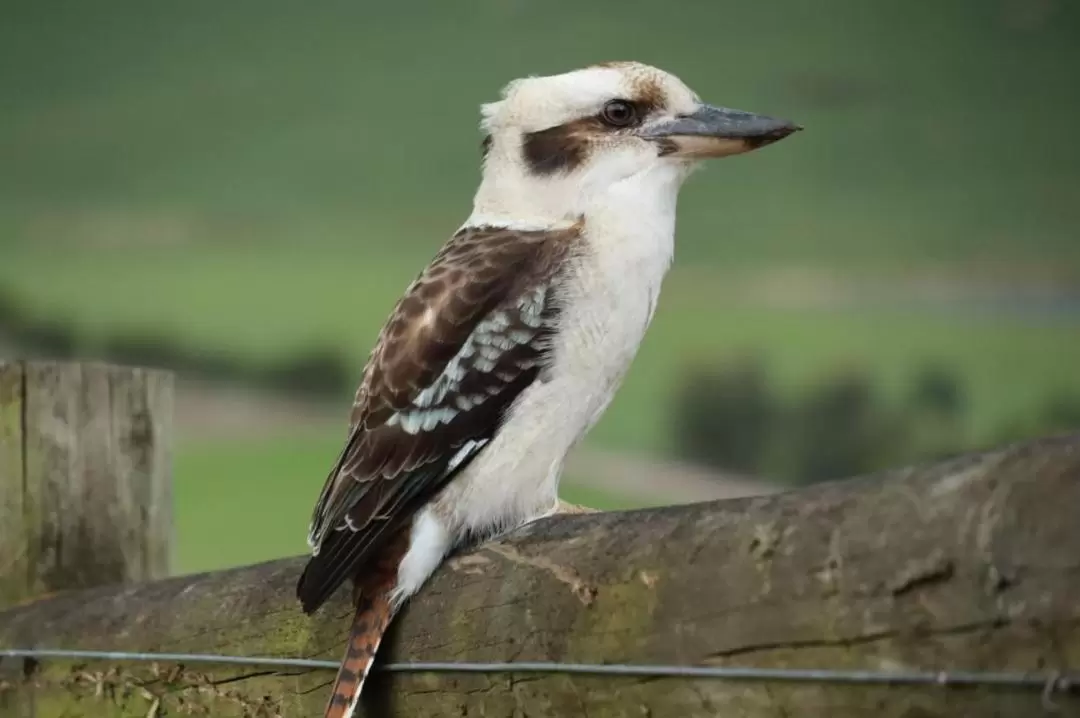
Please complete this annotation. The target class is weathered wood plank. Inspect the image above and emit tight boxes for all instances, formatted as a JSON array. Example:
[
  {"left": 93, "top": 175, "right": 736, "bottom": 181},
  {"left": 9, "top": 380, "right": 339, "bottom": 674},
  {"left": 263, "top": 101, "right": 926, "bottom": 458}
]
[
  {"left": 107, "top": 366, "right": 174, "bottom": 581},
  {"left": 0, "top": 362, "right": 27, "bottom": 609},
  {"left": 2, "top": 433, "right": 1078, "bottom": 717},
  {"left": 0, "top": 361, "right": 173, "bottom": 608}
]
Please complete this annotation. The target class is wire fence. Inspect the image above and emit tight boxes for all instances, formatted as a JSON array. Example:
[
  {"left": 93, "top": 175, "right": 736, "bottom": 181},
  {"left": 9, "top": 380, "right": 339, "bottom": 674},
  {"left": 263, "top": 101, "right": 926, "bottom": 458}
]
[{"left": 2, "top": 647, "right": 1076, "bottom": 708}]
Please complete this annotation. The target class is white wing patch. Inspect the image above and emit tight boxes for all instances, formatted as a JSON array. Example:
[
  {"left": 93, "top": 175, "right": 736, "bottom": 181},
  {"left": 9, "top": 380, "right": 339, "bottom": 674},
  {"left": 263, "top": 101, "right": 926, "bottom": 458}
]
[
  {"left": 386, "top": 287, "right": 550, "bottom": 435},
  {"left": 448, "top": 438, "right": 489, "bottom": 473}
]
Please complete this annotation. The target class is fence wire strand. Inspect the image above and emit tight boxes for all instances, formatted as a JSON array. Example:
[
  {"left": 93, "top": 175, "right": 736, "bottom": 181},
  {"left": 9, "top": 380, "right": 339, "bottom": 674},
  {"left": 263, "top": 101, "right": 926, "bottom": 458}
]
[{"left": 1, "top": 648, "right": 1076, "bottom": 698}]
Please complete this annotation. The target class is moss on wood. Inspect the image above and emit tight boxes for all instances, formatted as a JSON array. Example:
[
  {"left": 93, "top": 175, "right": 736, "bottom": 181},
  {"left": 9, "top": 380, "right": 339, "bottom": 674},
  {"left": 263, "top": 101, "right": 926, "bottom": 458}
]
[{"left": 2, "top": 434, "right": 1080, "bottom": 716}]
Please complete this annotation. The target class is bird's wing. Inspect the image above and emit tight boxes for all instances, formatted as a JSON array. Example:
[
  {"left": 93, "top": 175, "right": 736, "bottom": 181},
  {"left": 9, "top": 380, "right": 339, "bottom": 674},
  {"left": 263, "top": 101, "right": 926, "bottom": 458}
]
[{"left": 297, "top": 222, "right": 581, "bottom": 613}]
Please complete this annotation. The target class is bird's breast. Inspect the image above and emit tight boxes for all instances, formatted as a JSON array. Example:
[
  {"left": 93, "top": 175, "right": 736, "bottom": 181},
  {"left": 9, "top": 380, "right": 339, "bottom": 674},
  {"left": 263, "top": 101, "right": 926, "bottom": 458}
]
[
  {"left": 429, "top": 226, "right": 673, "bottom": 542},
  {"left": 548, "top": 235, "right": 671, "bottom": 430}
]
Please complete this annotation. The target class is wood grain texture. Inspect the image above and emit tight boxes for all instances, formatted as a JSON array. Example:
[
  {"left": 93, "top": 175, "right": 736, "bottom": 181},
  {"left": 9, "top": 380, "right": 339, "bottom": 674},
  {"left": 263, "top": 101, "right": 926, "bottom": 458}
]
[
  {"left": 0, "top": 361, "right": 173, "bottom": 608},
  {"left": 2, "top": 432, "right": 1079, "bottom": 717},
  {"left": 0, "top": 362, "right": 26, "bottom": 609}
]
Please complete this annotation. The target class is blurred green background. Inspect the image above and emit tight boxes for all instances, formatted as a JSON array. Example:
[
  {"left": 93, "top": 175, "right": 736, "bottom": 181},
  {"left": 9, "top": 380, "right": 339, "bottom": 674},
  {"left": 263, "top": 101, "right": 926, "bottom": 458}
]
[{"left": 1, "top": 0, "right": 1078, "bottom": 575}]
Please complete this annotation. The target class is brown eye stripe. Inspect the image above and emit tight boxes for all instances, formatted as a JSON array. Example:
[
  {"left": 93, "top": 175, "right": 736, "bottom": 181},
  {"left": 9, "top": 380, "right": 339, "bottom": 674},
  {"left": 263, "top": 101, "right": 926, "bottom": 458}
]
[
  {"left": 522, "top": 120, "right": 594, "bottom": 174},
  {"left": 521, "top": 101, "right": 658, "bottom": 175},
  {"left": 517, "top": 74, "right": 669, "bottom": 176}
]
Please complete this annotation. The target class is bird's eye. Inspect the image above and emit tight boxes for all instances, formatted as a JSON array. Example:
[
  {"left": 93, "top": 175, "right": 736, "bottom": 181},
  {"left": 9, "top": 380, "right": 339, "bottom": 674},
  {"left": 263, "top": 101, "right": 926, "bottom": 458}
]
[{"left": 600, "top": 100, "right": 638, "bottom": 127}]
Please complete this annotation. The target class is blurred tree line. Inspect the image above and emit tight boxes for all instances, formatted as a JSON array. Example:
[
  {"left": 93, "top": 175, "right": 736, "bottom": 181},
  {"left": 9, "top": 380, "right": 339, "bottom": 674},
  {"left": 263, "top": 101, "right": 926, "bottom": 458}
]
[
  {"left": 0, "top": 289, "right": 352, "bottom": 397},
  {"left": 4, "top": 287, "right": 1078, "bottom": 482},
  {"left": 673, "top": 356, "right": 1080, "bottom": 484}
]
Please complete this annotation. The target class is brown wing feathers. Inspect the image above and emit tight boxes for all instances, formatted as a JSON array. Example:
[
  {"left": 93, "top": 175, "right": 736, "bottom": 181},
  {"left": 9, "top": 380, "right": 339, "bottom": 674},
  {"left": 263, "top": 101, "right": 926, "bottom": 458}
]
[{"left": 297, "top": 223, "right": 580, "bottom": 614}]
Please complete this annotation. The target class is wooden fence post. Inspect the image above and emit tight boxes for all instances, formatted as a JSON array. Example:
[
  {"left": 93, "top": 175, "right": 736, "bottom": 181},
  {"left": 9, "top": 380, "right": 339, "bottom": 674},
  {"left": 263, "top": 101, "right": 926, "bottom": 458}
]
[{"left": 0, "top": 361, "right": 172, "bottom": 608}]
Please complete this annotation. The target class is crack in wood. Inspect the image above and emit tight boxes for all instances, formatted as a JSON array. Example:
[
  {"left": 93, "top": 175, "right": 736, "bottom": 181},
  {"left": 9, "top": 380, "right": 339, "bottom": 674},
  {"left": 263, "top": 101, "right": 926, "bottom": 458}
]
[
  {"left": 484, "top": 543, "right": 597, "bottom": 606},
  {"left": 704, "top": 617, "right": 1014, "bottom": 662},
  {"left": 887, "top": 548, "right": 955, "bottom": 596}
]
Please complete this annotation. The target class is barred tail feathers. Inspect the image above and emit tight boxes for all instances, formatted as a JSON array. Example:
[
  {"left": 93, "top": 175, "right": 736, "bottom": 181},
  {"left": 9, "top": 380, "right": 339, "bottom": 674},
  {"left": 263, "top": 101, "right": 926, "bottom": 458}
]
[{"left": 325, "top": 589, "right": 394, "bottom": 718}]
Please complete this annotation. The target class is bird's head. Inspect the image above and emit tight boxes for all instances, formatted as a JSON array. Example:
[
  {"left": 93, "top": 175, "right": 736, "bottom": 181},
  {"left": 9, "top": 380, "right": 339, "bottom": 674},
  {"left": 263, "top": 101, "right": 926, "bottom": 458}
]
[{"left": 471, "top": 61, "right": 800, "bottom": 224}]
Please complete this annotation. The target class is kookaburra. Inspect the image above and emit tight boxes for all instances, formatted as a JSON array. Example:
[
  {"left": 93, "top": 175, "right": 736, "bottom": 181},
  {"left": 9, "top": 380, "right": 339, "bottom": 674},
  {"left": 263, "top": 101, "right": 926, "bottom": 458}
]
[{"left": 297, "top": 61, "right": 799, "bottom": 717}]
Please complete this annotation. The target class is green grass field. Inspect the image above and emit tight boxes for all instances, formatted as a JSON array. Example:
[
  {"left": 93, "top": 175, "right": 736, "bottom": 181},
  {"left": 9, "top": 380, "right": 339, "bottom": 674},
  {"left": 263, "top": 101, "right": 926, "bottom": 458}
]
[
  {"left": 3, "top": 242, "right": 1077, "bottom": 454},
  {"left": 3, "top": 1, "right": 1079, "bottom": 270},
  {"left": 5, "top": 239, "right": 1080, "bottom": 576},
  {"left": 167, "top": 291, "right": 1079, "bottom": 574},
  {"left": 174, "top": 434, "right": 640, "bottom": 574},
  {"left": 3, "top": 2, "right": 1079, "bottom": 573}
]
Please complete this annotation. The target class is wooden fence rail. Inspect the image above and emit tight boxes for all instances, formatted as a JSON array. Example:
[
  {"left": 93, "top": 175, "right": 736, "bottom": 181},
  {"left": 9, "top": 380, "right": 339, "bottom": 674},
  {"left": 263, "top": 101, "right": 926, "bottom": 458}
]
[{"left": 2, "top": 428, "right": 1079, "bottom": 717}]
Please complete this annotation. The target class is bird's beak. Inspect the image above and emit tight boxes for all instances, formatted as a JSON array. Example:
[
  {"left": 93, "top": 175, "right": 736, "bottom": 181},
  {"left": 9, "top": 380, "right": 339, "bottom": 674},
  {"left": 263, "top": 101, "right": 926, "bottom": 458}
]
[{"left": 641, "top": 104, "right": 801, "bottom": 159}]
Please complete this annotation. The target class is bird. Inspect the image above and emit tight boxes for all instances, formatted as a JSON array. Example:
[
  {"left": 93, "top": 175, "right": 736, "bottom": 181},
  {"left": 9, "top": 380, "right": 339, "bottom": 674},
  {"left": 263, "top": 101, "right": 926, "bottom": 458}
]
[{"left": 297, "top": 60, "right": 800, "bottom": 718}]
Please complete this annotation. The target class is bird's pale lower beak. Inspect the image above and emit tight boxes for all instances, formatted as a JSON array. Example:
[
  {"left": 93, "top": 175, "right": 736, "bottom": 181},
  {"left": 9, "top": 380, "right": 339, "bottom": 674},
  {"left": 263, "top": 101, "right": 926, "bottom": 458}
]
[{"left": 642, "top": 104, "right": 801, "bottom": 159}]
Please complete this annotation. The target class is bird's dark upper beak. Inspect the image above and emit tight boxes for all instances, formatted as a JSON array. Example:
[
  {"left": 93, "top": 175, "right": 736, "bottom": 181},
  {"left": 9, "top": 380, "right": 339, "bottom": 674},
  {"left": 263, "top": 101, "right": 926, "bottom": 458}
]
[{"left": 640, "top": 104, "right": 801, "bottom": 159}]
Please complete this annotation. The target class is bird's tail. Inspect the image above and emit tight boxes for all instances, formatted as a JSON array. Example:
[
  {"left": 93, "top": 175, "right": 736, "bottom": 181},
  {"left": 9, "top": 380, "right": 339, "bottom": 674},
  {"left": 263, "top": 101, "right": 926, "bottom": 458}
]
[{"left": 325, "top": 586, "right": 395, "bottom": 718}]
